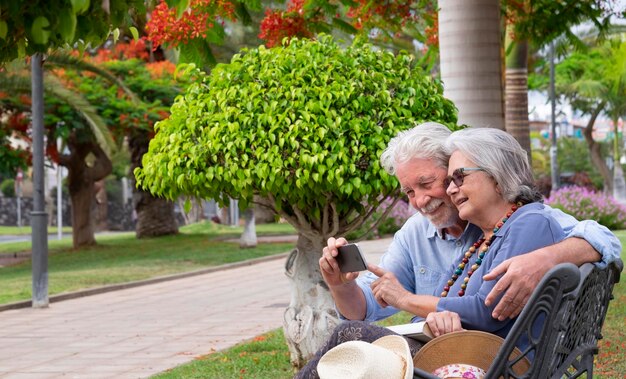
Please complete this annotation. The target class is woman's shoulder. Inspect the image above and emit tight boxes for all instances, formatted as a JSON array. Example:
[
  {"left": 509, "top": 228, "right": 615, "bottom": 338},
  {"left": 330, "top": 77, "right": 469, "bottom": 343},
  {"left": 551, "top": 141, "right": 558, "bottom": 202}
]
[{"left": 506, "top": 202, "right": 563, "bottom": 235}]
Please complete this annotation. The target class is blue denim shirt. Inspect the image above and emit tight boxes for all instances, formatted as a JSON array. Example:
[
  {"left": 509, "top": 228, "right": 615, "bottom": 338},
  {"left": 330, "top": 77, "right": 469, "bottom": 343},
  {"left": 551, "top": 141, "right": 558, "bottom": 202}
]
[
  {"left": 436, "top": 203, "right": 564, "bottom": 346},
  {"left": 349, "top": 203, "right": 621, "bottom": 322}
]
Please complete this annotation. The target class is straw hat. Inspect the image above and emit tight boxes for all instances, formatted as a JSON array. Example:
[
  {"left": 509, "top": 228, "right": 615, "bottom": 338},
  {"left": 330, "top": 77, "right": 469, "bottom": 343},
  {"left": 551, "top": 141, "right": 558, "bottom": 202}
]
[
  {"left": 413, "top": 330, "right": 530, "bottom": 379},
  {"left": 317, "top": 335, "right": 413, "bottom": 379}
]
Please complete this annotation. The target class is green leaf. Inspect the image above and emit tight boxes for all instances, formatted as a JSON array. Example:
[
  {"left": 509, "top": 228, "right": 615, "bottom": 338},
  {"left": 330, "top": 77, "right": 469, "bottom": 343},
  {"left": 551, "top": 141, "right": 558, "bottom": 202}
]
[
  {"left": 175, "top": 0, "right": 191, "bottom": 19},
  {"left": 0, "top": 21, "right": 7, "bottom": 40},
  {"left": 234, "top": 2, "right": 253, "bottom": 25},
  {"left": 183, "top": 198, "right": 192, "bottom": 214},
  {"left": 58, "top": 10, "right": 77, "bottom": 41},
  {"left": 31, "top": 16, "right": 51, "bottom": 45},
  {"left": 112, "top": 28, "right": 120, "bottom": 43},
  {"left": 71, "top": 0, "right": 90, "bottom": 14},
  {"left": 179, "top": 39, "right": 216, "bottom": 68},
  {"left": 206, "top": 22, "right": 226, "bottom": 45},
  {"left": 332, "top": 18, "right": 358, "bottom": 34},
  {"left": 129, "top": 26, "right": 139, "bottom": 41}
]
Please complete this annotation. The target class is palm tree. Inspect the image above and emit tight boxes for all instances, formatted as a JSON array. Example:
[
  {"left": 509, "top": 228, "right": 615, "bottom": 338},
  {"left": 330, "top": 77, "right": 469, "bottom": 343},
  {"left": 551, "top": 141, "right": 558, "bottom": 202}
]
[
  {"left": 503, "top": 1, "right": 615, "bottom": 156},
  {"left": 0, "top": 61, "right": 116, "bottom": 247},
  {"left": 0, "top": 52, "right": 180, "bottom": 246},
  {"left": 438, "top": 0, "right": 505, "bottom": 129}
]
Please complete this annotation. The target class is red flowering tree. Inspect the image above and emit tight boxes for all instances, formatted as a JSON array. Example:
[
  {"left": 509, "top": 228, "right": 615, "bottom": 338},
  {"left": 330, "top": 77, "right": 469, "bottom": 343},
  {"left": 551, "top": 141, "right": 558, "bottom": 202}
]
[
  {"left": 145, "top": 0, "right": 439, "bottom": 66},
  {"left": 0, "top": 41, "right": 186, "bottom": 246}
]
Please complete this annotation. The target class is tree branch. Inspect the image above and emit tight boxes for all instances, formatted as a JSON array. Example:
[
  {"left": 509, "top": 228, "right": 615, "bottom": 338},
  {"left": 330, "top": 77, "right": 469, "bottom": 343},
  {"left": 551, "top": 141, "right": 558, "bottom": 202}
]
[
  {"left": 343, "top": 188, "right": 401, "bottom": 233},
  {"left": 87, "top": 141, "right": 113, "bottom": 182},
  {"left": 328, "top": 201, "right": 339, "bottom": 238},
  {"left": 321, "top": 199, "right": 330, "bottom": 236}
]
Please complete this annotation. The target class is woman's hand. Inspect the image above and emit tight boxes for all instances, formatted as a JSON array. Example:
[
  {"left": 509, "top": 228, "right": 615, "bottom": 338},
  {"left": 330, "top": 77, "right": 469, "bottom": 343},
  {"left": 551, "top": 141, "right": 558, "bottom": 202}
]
[{"left": 425, "top": 311, "right": 464, "bottom": 337}]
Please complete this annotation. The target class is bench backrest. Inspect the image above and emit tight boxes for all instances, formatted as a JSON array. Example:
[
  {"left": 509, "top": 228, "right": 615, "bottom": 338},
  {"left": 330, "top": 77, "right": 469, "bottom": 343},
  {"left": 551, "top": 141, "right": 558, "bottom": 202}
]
[
  {"left": 488, "top": 260, "right": 623, "bottom": 378},
  {"left": 413, "top": 259, "right": 623, "bottom": 379}
]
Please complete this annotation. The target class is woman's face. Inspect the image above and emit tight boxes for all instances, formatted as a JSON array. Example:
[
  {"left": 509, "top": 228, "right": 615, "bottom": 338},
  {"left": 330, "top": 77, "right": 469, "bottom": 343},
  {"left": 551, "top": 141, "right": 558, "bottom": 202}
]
[{"left": 445, "top": 150, "right": 500, "bottom": 223}]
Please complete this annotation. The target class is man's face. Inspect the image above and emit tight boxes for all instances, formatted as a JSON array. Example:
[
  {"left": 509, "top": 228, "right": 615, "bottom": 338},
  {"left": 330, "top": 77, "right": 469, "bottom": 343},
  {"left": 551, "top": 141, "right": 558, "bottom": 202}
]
[{"left": 395, "top": 158, "right": 461, "bottom": 230}]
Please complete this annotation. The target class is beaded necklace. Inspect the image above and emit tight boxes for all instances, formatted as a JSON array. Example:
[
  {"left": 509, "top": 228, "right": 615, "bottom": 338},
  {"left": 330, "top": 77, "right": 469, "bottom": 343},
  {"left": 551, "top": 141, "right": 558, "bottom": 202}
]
[{"left": 441, "top": 203, "right": 521, "bottom": 298}]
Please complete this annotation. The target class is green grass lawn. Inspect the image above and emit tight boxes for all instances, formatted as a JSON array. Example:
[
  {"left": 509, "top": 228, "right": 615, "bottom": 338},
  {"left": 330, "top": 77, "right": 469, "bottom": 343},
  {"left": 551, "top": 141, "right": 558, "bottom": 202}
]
[
  {"left": 155, "top": 231, "right": 626, "bottom": 379},
  {"left": 154, "top": 311, "right": 413, "bottom": 379},
  {"left": 0, "top": 221, "right": 295, "bottom": 254},
  {"left": 0, "top": 225, "right": 73, "bottom": 235},
  {"left": 0, "top": 221, "right": 296, "bottom": 305},
  {"left": 593, "top": 229, "right": 626, "bottom": 378}
]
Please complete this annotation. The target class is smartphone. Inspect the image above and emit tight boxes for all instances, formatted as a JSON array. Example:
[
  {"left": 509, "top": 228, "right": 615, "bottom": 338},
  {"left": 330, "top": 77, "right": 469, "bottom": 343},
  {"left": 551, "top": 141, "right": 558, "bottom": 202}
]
[{"left": 336, "top": 243, "right": 368, "bottom": 273}]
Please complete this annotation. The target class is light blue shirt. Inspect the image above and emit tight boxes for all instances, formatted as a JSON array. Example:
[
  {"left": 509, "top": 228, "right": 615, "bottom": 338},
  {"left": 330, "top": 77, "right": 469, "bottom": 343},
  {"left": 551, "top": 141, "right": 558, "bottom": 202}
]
[{"left": 350, "top": 203, "right": 621, "bottom": 322}]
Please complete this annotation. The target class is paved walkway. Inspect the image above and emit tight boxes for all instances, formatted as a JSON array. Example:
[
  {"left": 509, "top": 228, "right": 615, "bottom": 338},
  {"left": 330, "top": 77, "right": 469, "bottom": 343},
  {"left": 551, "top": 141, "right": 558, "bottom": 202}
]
[{"left": 0, "top": 238, "right": 391, "bottom": 379}]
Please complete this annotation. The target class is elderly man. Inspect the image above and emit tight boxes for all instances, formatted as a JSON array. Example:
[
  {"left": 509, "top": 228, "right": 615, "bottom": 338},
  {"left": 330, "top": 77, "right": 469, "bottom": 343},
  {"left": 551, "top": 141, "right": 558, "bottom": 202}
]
[{"left": 295, "top": 122, "right": 620, "bottom": 379}]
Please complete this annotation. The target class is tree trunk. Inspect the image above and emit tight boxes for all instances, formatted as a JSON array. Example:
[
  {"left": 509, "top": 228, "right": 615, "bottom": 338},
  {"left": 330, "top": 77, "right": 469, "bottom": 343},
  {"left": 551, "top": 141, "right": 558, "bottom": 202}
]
[
  {"left": 612, "top": 165, "right": 626, "bottom": 203},
  {"left": 71, "top": 178, "right": 97, "bottom": 247},
  {"left": 178, "top": 198, "right": 203, "bottom": 225},
  {"left": 239, "top": 208, "right": 257, "bottom": 248},
  {"left": 128, "top": 129, "right": 178, "bottom": 238},
  {"left": 439, "top": 0, "right": 505, "bottom": 129},
  {"left": 283, "top": 234, "right": 340, "bottom": 368},
  {"left": 583, "top": 102, "right": 612, "bottom": 192},
  {"left": 93, "top": 179, "right": 108, "bottom": 231},
  {"left": 60, "top": 134, "right": 112, "bottom": 249},
  {"left": 129, "top": 129, "right": 179, "bottom": 238},
  {"left": 134, "top": 194, "right": 179, "bottom": 237},
  {"left": 505, "top": 30, "right": 531, "bottom": 158},
  {"left": 612, "top": 116, "right": 626, "bottom": 203}
]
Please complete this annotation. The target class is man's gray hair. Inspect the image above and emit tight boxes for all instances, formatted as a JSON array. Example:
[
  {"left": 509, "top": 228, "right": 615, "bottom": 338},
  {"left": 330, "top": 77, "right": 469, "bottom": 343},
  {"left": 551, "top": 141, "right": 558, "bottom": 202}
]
[
  {"left": 444, "top": 127, "right": 542, "bottom": 204},
  {"left": 380, "top": 122, "right": 452, "bottom": 175}
]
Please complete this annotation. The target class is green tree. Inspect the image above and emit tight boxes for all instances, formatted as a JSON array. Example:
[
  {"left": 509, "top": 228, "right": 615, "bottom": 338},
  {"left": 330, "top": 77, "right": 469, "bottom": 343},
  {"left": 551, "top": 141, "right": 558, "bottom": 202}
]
[
  {"left": 555, "top": 36, "right": 626, "bottom": 197},
  {"left": 0, "top": 55, "right": 119, "bottom": 247},
  {"left": 0, "top": 0, "right": 144, "bottom": 61},
  {"left": 68, "top": 54, "right": 186, "bottom": 238},
  {"left": 135, "top": 35, "right": 458, "bottom": 366},
  {"left": 503, "top": 1, "right": 617, "bottom": 156},
  {"left": 1, "top": 0, "right": 145, "bottom": 306}
]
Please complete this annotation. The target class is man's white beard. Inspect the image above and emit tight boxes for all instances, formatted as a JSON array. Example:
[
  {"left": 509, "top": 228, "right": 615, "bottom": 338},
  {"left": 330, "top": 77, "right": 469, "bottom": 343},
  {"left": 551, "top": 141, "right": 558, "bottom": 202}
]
[
  {"left": 420, "top": 198, "right": 460, "bottom": 230},
  {"left": 419, "top": 198, "right": 443, "bottom": 214}
]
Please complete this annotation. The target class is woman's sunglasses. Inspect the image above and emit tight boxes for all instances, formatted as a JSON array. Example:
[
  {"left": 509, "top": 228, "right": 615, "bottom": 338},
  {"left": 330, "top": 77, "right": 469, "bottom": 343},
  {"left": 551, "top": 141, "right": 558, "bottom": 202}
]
[{"left": 443, "top": 167, "right": 486, "bottom": 188}]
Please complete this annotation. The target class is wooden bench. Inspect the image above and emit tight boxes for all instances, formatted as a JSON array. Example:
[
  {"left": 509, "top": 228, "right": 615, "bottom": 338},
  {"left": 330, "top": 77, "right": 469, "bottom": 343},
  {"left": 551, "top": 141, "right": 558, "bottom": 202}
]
[{"left": 413, "top": 259, "right": 623, "bottom": 378}]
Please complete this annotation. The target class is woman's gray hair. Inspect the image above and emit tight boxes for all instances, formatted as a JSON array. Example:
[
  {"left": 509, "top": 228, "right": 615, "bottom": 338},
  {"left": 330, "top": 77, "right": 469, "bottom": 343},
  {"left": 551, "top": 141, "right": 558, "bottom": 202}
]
[
  {"left": 380, "top": 122, "right": 452, "bottom": 175},
  {"left": 444, "top": 127, "right": 542, "bottom": 204}
]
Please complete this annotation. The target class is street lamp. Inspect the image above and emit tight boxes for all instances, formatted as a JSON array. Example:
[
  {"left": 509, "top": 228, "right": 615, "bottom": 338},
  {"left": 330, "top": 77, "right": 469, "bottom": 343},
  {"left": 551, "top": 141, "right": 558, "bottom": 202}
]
[
  {"left": 549, "top": 42, "right": 560, "bottom": 193},
  {"left": 57, "top": 136, "right": 63, "bottom": 240}
]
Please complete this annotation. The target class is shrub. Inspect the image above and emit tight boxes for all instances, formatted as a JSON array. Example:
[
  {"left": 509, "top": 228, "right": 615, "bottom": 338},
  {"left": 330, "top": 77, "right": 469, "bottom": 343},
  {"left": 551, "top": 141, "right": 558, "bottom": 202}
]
[
  {"left": 545, "top": 185, "right": 626, "bottom": 230},
  {"left": 0, "top": 179, "right": 15, "bottom": 197},
  {"left": 347, "top": 197, "right": 416, "bottom": 240}
]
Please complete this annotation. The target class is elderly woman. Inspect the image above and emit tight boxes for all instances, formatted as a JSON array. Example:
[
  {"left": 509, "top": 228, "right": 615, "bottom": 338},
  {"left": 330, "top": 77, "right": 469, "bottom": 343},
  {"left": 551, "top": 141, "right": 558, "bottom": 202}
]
[
  {"left": 295, "top": 127, "right": 564, "bottom": 378},
  {"left": 424, "top": 127, "right": 565, "bottom": 337}
]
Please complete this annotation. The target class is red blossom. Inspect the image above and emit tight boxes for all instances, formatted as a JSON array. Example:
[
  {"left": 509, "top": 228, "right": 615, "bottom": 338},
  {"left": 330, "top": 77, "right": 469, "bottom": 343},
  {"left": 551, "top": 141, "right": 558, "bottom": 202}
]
[
  {"left": 346, "top": 0, "right": 417, "bottom": 30},
  {"left": 145, "top": 61, "right": 177, "bottom": 78},
  {"left": 424, "top": 11, "right": 438, "bottom": 48},
  {"left": 146, "top": 0, "right": 237, "bottom": 49},
  {"left": 258, "top": 0, "right": 312, "bottom": 48},
  {"left": 7, "top": 112, "right": 30, "bottom": 134}
]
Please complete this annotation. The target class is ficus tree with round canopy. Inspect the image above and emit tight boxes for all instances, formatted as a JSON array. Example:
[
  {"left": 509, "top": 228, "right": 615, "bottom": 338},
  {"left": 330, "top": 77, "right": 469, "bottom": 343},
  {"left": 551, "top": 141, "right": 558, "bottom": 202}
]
[{"left": 135, "top": 35, "right": 458, "bottom": 367}]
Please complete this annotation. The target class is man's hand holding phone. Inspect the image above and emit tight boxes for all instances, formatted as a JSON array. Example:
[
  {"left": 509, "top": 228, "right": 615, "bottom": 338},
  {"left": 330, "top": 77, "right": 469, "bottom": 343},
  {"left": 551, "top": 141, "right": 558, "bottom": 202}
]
[
  {"left": 319, "top": 237, "right": 366, "bottom": 287},
  {"left": 336, "top": 243, "right": 368, "bottom": 273}
]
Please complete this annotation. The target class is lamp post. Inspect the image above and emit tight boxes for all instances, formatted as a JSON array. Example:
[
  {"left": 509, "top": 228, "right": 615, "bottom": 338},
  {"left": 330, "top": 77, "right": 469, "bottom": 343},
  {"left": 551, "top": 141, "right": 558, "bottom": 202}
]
[
  {"left": 31, "top": 52, "right": 49, "bottom": 308},
  {"left": 57, "top": 136, "right": 63, "bottom": 240},
  {"left": 549, "top": 42, "right": 560, "bottom": 193},
  {"left": 16, "top": 168, "right": 22, "bottom": 227}
]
